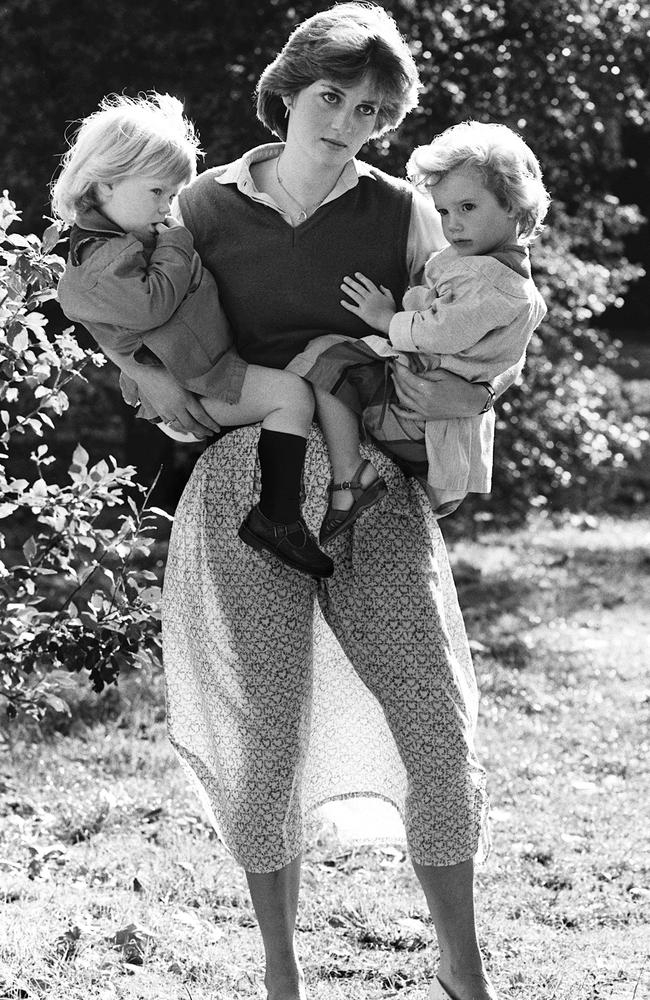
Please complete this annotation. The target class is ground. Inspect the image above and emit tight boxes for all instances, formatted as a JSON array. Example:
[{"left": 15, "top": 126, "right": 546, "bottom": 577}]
[{"left": 1, "top": 511, "right": 649, "bottom": 1000}]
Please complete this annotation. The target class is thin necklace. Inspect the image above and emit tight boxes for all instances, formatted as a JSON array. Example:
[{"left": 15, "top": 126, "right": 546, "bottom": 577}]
[{"left": 275, "top": 156, "right": 343, "bottom": 223}]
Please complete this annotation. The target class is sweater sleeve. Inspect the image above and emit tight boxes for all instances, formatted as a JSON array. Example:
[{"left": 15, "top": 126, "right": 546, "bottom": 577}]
[{"left": 67, "top": 226, "right": 196, "bottom": 334}]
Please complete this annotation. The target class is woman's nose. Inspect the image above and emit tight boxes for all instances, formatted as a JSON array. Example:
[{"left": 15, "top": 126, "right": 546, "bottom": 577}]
[{"left": 332, "top": 107, "right": 354, "bottom": 133}]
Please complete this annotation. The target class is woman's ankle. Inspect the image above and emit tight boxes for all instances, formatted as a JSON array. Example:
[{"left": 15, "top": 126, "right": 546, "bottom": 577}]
[
  {"left": 436, "top": 964, "right": 496, "bottom": 1000},
  {"left": 264, "top": 960, "right": 305, "bottom": 1000}
]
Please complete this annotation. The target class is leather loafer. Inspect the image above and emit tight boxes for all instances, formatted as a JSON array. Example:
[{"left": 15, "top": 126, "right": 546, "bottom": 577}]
[{"left": 239, "top": 505, "right": 334, "bottom": 579}]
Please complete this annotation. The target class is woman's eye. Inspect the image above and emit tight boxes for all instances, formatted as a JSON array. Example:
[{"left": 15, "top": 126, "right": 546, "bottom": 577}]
[
  {"left": 322, "top": 92, "right": 339, "bottom": 104},
  {"left": 358, "top": 104, "right": 377, "bottom": 117}
]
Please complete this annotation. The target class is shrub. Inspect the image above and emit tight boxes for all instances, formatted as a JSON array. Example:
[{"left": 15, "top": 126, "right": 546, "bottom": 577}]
[
  {"left": 0, "top": 192, "right": 170, "bottom": 727},
  {"left": 487, "top": 199, "right": 649, "bottom": 518}
]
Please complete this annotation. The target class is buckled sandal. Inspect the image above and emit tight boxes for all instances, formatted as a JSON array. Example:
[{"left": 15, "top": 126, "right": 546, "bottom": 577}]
[{"left": 319, "top": 459, "right": 388, "bottom": 545}]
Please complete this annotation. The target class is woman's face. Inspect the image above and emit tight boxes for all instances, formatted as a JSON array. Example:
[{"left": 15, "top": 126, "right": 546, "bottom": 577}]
[{"left": 284, "top": 77, "right": 381, "bottom": 168}]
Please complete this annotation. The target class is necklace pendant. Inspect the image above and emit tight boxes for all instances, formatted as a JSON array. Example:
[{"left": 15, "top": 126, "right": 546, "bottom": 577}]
[{"left": 297, "top": 209, "right": 308, "bottom": 222}]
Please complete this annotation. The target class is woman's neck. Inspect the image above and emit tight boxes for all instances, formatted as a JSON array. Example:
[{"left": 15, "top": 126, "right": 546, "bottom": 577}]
[{"left": 275, "top": 141, "right": 348, "bottom": 207}]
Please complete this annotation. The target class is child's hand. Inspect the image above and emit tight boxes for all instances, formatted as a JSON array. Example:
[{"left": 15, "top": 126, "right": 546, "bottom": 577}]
[
  {"left": 340, "top": 273, "right": 396, "bottom": 334},
  {"left": 153, "top": 218, "right": 182, "bottom": 235}
]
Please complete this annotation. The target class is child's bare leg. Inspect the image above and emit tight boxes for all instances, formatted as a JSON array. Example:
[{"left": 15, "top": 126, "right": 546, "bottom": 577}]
[
  {"left": 200, "top": 364, "right": 314, "bottom": 436},
  {"left": 200, "top": 365, "right": 332, "bottom": 578},
  {"left": 314, "top": 387, "right": 379, "bottom": 511}
]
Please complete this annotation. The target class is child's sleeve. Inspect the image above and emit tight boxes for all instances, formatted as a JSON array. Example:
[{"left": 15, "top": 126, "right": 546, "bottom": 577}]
[
  {"left": 389, "top": 267, "right": 525, "bottom": 358},
  {"left": 69, "top": 227, "right": 197, "bottom": 333}
]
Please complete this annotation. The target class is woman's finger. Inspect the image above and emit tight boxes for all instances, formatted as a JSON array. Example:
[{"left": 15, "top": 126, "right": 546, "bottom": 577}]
[
  {"left": 391, "top": 404, "right": 424, "bottom": 422},
  {"left": 391, "top": 368, "right": 429, "bottom": 414},
  {"left": 392, "top": 381, "right": 425, "bottom": 414},
  {"left": 187, "top": 399, "right": 221, "bottom": 433},
  {"left": 393, "top": 363, "right": 443, "bottom": 388}
]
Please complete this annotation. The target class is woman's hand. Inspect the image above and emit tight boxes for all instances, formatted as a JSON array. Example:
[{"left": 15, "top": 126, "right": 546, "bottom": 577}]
[
  {"left": 129, "top": 365, "right": 222, "bottom": 438},
  {"left": 391, "top": 364, "right": 491, "bottom": 421},
  {"left": 340, "top": 273, "right": 396, "bottom": 334}
]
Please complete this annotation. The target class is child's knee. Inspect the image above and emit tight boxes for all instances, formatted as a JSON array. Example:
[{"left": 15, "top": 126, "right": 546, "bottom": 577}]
[{"left": 287, "top": 376, "right": 315, "bottom": 420}]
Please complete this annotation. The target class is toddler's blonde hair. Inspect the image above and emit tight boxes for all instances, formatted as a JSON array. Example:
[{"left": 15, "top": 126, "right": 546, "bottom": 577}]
[
  {"left": 407, "top": 120, "right": 551, "bottom": 241},
  {"left": 51, "top": 92, "right": 201, "bottom": 225}
]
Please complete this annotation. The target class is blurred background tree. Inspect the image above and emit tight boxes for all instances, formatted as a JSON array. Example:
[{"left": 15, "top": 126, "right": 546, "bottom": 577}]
[{"left": 0, "top": 0, "right": 648, "bottom": 521}]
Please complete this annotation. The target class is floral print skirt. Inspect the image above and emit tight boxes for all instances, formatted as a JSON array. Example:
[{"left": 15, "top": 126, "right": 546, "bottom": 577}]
[{"left": 162, "top": 425, "right": 489, "bottom": 873}]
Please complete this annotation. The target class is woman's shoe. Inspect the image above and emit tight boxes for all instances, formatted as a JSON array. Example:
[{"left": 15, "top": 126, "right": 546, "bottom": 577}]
[
  {"left": 320, "top": 459, "right": 388, "bottom": 545},
  {"left": 239, "top": 505, "right": 334, "bottom": 579}
]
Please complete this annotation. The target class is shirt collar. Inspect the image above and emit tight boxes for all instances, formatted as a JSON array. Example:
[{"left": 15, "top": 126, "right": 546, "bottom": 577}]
[
  {"left": 214, "top": 142, "right": 376, "bottom": 211},
  {"left": 434, "top": 242, "right": 531, "bottom": 278},
  {"left": 74, "top": 207, "right": 125, "bottom": 236}
]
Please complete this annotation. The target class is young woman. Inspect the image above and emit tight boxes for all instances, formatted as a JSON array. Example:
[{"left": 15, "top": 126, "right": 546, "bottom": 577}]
[{"left": 105, "top": 5, "right": 523, "bottom": 998}]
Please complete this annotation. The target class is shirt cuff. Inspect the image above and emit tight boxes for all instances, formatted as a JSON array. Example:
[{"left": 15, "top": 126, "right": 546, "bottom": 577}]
[{"left": 388, "top": 311, "right": 420, "bottom": 352}]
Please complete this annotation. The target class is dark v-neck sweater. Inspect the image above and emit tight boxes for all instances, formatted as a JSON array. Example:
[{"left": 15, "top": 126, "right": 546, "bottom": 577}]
[{"left": 179, "top": 163, "right": 412, "bottom": 369}]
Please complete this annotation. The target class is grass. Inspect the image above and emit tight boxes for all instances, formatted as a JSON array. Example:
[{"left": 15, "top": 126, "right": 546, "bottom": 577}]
[{"left": 1, "top": 510, "right": 649, "bottom": 1000}]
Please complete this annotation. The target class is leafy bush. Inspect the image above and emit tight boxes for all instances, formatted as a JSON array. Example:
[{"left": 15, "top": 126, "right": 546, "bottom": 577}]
[
  {"left": 0, "top": 192, "right": 170, "bottom": 726},
  {"left": 486, "top": 199, "right": 649, "bottom": 518}
]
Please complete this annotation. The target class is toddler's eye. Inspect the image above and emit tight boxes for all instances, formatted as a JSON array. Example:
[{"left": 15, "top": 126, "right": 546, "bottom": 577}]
[
  {"left": 152, "top": 188, "right": 162, "bottom": 196},
  {"left": 462, "top": 202, "right": 476, "bottom": 212}
]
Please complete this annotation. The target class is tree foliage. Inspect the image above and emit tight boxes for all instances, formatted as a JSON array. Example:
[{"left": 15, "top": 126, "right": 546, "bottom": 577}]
[{"left": 0, "top": 194, "right": 170, "bottom": 725}]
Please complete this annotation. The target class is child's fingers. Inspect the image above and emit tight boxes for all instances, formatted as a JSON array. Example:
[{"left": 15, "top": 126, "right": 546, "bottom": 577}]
[
  {"left": 352, "top": 272, "right": 379, "bottom": 292},
  {"left": 340, "top": 299, "right": 361, "bottom": 315},
  {"left": 341, "top": 276, "right": 369, "bottom": 299}
]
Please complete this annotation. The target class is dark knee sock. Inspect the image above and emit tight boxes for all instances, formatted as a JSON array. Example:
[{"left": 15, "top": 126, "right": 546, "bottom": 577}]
[{"left": 257, "top": 428, "right": 307, "bottom": 524}]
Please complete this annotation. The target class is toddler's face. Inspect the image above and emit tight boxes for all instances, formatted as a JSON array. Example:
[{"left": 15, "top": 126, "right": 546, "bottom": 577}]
[
  {"left": 98, "top": 174, "right": 182, "bottom": 241},
  {"left": 431, "top": 166, "right": 518, "bottom": 256}
]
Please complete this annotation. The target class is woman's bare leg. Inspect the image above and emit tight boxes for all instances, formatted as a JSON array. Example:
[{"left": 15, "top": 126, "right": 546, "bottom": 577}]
[
  {"left": 413, "top": 858, "right": 497, "bottom": 1000},
  {"left": 245, "top": 856, "right": 305, "bottom": 1000}
]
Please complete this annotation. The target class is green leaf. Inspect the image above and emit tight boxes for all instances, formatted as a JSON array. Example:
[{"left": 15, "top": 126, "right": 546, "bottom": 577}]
[
  {"left": 41, "top": 223, "right": 63, "bottom": 254},
  {"left": 72, "top": 444, "right": 89, "bottom": 469},
  {"left": 22, "top": 536, "right": 37, "bottom": 561}
]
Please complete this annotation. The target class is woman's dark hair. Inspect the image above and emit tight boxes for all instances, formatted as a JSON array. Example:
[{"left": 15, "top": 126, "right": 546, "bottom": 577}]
[{"left": 256, "top": 2, "right": 421, "bottom": 140}]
